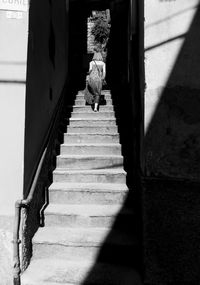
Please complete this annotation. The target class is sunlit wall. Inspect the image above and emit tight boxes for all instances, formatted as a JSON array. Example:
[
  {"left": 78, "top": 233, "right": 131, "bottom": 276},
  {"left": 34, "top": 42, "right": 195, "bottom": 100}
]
[
  {"left": 144, "top": 0, "right": 200, "bottom": 178},
  {"left": 0, "top": 9, "right": 28, "bottom": 285},
  {"left": 0, "top": 10, "right": 28, "bottom": 216}
]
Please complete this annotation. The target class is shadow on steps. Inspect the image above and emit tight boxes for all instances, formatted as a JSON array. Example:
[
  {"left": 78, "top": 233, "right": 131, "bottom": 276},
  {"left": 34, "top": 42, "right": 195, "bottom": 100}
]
[{"left": 81, "top": 184, "right": 143, "bottom": 285}]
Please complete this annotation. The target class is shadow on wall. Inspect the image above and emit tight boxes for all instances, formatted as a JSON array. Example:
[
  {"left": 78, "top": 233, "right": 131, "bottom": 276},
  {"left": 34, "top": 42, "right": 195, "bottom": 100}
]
[
  {"left": 145, "top": 5, "right": 200, "bottom": 180},
  {"left": 82, "top": 189, "right": 143, "bottom": 285},
  {"left": 144, "top": 5, "right": 200, "bottom": 284}
]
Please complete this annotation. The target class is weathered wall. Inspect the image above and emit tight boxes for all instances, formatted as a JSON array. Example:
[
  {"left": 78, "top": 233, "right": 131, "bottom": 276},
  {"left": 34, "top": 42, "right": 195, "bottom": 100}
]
[
  {"left": 144, "top": 1, "right": 200, "bottom": 284},
  {"left": 144, "top": 0, "right": 200, "bottom": 179},
  {"left": 0, "top": 8, "right": 29, "bottom": 285},
  {"left": 0, "top": 217, "right": 13, "bottom": 285},
  {"left": 24, "top": 0, "right": 69, "bottom": 196},
  {"left": 0, "top": 10, "right": 28, "bottom": 214}
]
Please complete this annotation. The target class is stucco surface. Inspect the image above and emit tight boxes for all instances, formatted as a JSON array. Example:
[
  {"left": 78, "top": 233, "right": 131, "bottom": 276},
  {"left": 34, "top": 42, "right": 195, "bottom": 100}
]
[
  {"left": 144, "top": 0, "right": 200, "bottom": 179},
  {"left": 0, "top": 10, "right": 28, "bottom": 216},
  {"left": 0, "top": 216, "right": 13, "bottom": 285},
  {"left": 144, "top": 1, "right": 200, "bottom": 284},
  {"left": 0, "top": 230, "right": 12, "bottom": 285}
]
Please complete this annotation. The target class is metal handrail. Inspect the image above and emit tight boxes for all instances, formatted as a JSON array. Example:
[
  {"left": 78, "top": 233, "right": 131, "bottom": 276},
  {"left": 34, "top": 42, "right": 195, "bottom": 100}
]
[
  {"left": 13, "top": 90, "right": 66, "bottom": 285},
  {"left": 13, "top": 148, "right": 47, "bottom": 285}
]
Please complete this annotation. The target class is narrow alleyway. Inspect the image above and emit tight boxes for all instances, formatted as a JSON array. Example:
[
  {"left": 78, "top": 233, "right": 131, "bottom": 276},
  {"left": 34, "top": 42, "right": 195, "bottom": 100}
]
[{"left": 21, "top": 89, "right": 142, "bottom": 284}]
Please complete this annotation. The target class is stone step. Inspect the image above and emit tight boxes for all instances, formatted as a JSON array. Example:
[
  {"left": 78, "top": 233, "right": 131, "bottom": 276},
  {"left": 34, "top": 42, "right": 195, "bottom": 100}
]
[
  {"left": 57, "top": 154, "right": 123, "bottom": 169},
  {"left": 21, "top": 88, "right": 137, "bottom": 285},
  {"left": 101, "top": 90, "right": 111, "bottom": 95},
  {"left": 76, "top": 94, "right": 111, "bottom": 100},
  {"left": 69, "top": 118, "right": 116, "bottom": 127},
  {"left": 67, "top": 126, "right": 118, "bottom": 134},
  {"left": 53, "top": 168, "right": 126, "bottom": 184},
  {"left": 49, "top": 182, "right": 128, "bottom": 204},
  {"left": 44, "top": 203, "right": 132, "bottom": 228},
  {"left": 75, "top": 99, "right": 112, "bottom": 106},
  {"left": 71, "top": 111, "right": 115, "bottom": 118},
  {"left": 32, "top": 226, "right": 135, "bottom": 261},
  {"left": 22, "top": 281, "right": 74, "bottom": 285},
  {"left": 60, "top": 144, "right": 121, "bottom": 155},
  {"left": 21, "top": 259, "right": 142, "bottom": 285},
  {"left": 72, "top": 105, "right": 114, "bottom": 112},
  {"left": 64, "top": 133, "right": 119, "bottom": 144},
  {"left": 78, "top": 90, "right": 111, "bottom": 95}
]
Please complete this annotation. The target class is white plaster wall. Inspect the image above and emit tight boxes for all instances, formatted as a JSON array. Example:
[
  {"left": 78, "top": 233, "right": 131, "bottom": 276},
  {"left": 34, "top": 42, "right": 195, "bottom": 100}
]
[
  {"left": 0, "top": 85, "right": 26, "bottom": 215},
  {"left": 0, "top": 9, "right": 28, "bottom": 285},
  {"left": 0, "top": 10, "right": 28, "bottom": 216},
  {"left": 144, "top": 0, "right": 200, "bottom": 131}
]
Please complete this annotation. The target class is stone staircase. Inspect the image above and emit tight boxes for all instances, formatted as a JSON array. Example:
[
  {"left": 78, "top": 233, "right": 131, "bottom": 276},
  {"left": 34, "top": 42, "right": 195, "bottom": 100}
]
[{"left": 21, "top": 90, "right": 140, "bottom": 285}]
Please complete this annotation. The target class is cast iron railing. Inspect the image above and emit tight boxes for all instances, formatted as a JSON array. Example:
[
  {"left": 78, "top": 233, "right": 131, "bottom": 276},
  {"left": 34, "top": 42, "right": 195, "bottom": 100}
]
[{"left": 12, "top": 87, "right": 67, "bottom": 285}]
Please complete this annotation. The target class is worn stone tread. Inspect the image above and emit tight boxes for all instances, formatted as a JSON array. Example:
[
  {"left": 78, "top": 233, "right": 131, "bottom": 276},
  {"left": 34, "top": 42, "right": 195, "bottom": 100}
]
[
  {"left": 45, "top": 203, "right": 128, "bottom": 217},
  {"left": 53, "top": 168, "right": 126, "bottom": 184},
  {"left": 64, "top": 133, "right": 120, "bottom": 141},
  {"left": 66, "top": 126, "right": 118, "bottom": 134},
  {"left": 68, "top": 119, "right": 116, "bottom": 126},
  {"left": 54, "top": 168, "right": 126, "bottom": 174},
  {"left": 72, "top": 105, "right": 113, "bottom": 110},
  {"left": 33, "top": 226, "right": 134, "bottom": 247},
  {"left": 49, "top": 182, "right": 128, "bottom": 192},
  {"left": 61, "top": 143, "right": 120, "bottom": 146},
  {"left": 69, "top": 118, "right": 116, "bottom": 121},
  {"left": 58, "top": 154, "right": 123, "bottom": 158},
  {"left": 48, "top": 182, "right": 128, "bottom": 205},
  {"left": 21, "top": 259, "right": 142, "bottom": 285},
  {"left": 73, "top": 108, "right": 115, "bottom": 112}
]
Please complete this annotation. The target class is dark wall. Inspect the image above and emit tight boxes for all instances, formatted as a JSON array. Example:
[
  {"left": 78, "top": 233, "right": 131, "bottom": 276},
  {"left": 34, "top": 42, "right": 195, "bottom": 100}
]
[
  {"left": 144, "top": 178, "right": 200, "bottom": 285},
  {"left": 23, "top": 0, "right": 69, "bottom": 196},
  {"left": 68, "top": 0, "right": 88, "bottom": 94},
  {"left": 107, "top": 0, "right": 141, "bottom": 186}
]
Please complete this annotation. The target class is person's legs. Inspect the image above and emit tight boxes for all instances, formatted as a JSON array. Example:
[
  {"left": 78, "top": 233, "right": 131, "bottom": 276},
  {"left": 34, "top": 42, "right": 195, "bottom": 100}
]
[
  {"left": 94, "top": 80, "right": 102, "bottom": 112},
  {"left": 94, "top": 94, "right": 100, "bottom": 111}
]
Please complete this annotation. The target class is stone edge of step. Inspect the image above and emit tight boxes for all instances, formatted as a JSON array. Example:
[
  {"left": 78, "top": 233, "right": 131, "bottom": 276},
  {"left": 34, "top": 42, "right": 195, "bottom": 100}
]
[
  {"left": 57, "top": 154, "right": 123, "bottom": 158},
  {"left": 64, "top": 132, "right": 119, "bottom": 134},
  {"left": 49, "top": 182, "right": 128, "bottom": 192},
  {"left": 69, "top": 118, "right": 116, "bottom": 121},
  {"left": 32, "top": 226, "right": 134, "bottom": 247},
  {"left": 60, "top": 143, "right": 121, "bottom": 146},
  {"left": 44, "top": 203, "right": 131, "bottom": 216},
  {"left": 71, "top": 110, "right": 114, "bottom": 113},
  {"left": 53, "top": 168, "right": 126, "bottom": 174},
  {"left": 21, "top": 258, "right": 138, "bottom": 285},
  {"left": 70, "top": 108, "right": 114, "bottom": 112},
  {"left": 64, "top": 132, "right": 119, "bottom": 136},
  {"left": 67, "top": 126, "right": 118, "bottom": 129},
  {"left": 75, "top": 98, "right": 112, "bottom": 101}
]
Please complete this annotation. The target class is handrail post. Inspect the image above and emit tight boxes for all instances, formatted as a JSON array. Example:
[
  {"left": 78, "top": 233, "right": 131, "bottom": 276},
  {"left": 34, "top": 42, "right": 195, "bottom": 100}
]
[{"left": 13, "top": 200, "right": 22, "bottom": 285}]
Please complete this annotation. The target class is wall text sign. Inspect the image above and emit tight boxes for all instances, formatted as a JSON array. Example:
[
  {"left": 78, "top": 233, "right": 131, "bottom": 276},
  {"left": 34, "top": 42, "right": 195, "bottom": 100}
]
[{"left": 0, "top": 0, "right": 28, "bottom": 12}]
